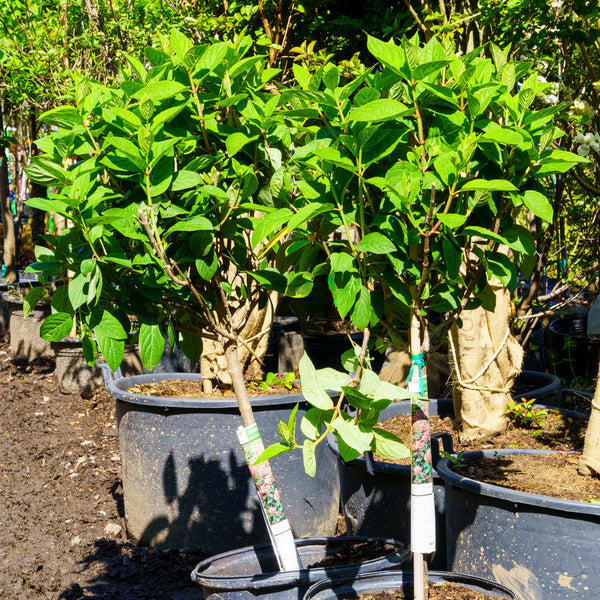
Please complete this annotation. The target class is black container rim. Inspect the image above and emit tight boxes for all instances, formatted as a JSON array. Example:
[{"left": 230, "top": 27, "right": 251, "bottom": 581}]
[
  {"left": 304, "top": 569, "right": 516, "bottom": 599},
  {"left": 191, "top": 537, "right": 408, "bottom": 592},
  {"left": 437, "top": 448, "right": 600, "bottom": 516},
  {"left": 106, "top": 371, "right": 309, "bottom": 409}
]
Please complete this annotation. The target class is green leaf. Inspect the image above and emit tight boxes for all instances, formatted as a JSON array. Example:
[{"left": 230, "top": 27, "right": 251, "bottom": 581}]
[
  {"left": 23, "top": 287, "right": 46, "bottom": 318},
  {"left": 299, "top": 353, "right": 334, "bottom": 410},
  {"left": 226, "top": 132, "right": 259, "bottom": 157},
  {"left": 170, "top": 170, "right": 203, "bottom": 191},
  {"left": 39, "top": 106, "right": 84, "bottom": 128},
  {"left": 132, "top": 81, "right": 186, "bottom": 102},
  {"left": 348, "top": 99, "right": 413, "bottom": 123},
  {"left": 69, "top": 274, "right": 88, "bottom": 311},
  {"left": 486, "top": 252, "right": 518, "bottom": 292},
  {"left": 342, "top": 386, "right": 374, "bottom": 410},
  {"left": 25, "top": 158, "right": 70, "bottom": 186},
  {"left": 460, "top": 179, "right": 518, "bottom": 192},
  {"left": 433, "top": 154, "right": 458, "bottom": 187},
  {"left": 139, "top": 323, "right": 165, "bottom": 371},
  {"left": 351, "top": 286, "right": 372, "bottom": 330},
  {"left": 287, "top": 403, "right": 299, "bottom": 446},
  {"left": 323, "top": 64, "right": 340, "bottom": 90},
  {"left": 359, "top": 369, "right": 418, "bottom": 399},
  {"left": 372, "top": 427, "right": 410, "bottom": 459},
  {"left": 293, "top": 64, "right": 310, "bottom": 89},
  {"left": 40, "top": 312, "right": 73, "bottom": 342},
  {"left": 179, "top": 331, "right": 203, "bottom": 363},
  {"left": 166, "top": 215, "right": 213, "bottom": 235},
  {"left": 197, "top": 42, "right": 229, "bottom": 72},
  {"left": 90, "top": 310, "right": 127, "bottom": 340},
  {"left": 356, "top": 232, "right": 396, "bottom": 254},
  {"left": 96, "top": 336, "right": 125, "bottom": 372},
  {"left": 480, "top": 127, "right": 525, "bottom": 145},
  {"left": 316, "top": 367, "right": 350, "bottom": 393},
  {"left": 367, "top": 35, "right": 404, "bottom": 72},
  {"left": 302, "top": 439, "right": 317, "bottom": 477},
  {"left": 254, "top": 443, "right": 293, "bottom": 464},
  {"left": 521, "top": 190, "right": 553, "bottom": 223},
  {"left": 438, "top": 213, "right": 467, "bottom": 228},
  {"left": 332, "top": 415, "right": 373, "bottom": 455}
]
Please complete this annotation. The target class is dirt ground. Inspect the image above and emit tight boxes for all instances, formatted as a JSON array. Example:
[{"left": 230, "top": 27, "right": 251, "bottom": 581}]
[{"left": 0, "top": 334, "right": 206, "bottom": 600}]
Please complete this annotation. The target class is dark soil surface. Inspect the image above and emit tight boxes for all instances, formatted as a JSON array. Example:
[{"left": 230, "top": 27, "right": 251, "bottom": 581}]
[
  {"left": 380, "top": 406, "right": 598, "bottom": 503},
  {"left": 455, "top": 451, "right": 600, "bottom": 503},
  {"left": 0, "top": 334, "right": 206, "bottom": 599},
  {"left": 380, "top": 406, "right": 588, "bottom": 461},
  {"left": 127, "top": 378, "right": 300, "bottom": 398}
]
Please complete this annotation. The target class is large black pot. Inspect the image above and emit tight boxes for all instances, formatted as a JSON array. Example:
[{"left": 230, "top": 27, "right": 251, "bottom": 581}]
[
  {"left": 103, "top": 369, "right": 340, "bottom": 553},
  {"left": 549, "top": 314, "right": 600, "bottom": 385},
  {"left": 192, "top": 537, "right": 409, "bottom": 600},
  {"left": 438, "top": 449, "right": 600, "bottom": 600},
  {"left": 305, "top": 570, "right": 516, "bottom": 599},
  {"left": 331, "top": 370, "right": 561, "bottom": 570}
]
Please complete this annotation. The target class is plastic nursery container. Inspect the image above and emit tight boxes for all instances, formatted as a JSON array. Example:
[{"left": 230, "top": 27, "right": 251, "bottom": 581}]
[
  {"left": 191, "top": 536, "right": 409, "bottom": 600},
  {"left": 438, "top": 448, "right": 600, "bottom": 600},
  {"left": 103, "top": 369, "right": 341, "bottom": 553}
]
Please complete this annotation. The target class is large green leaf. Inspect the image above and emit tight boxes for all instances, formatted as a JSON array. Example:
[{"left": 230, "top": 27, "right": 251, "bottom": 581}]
[
  {"left": 40, "top": 312, "right": 73, "bottom": 342},
  {"left": 299, "top": 354, "right": 334, "bottom": 410},
  {"left": 348, "top": 99, "right": 413, "bottom": 123},
  {"left": 522, "top": 190, "right": 553, "bottom": 222},
  {"left": 139, "top": 323, "right": 165, "bottom": 371},
  {"left": 460, "top": 179, "right": 518, "bottom": 192}
]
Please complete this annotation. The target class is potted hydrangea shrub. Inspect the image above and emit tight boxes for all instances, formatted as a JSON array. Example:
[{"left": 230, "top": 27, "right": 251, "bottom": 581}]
[
  {"left": 256, "top": 34, "right": 585, "bottom": 598},
  {"left": 24, "top": 30, "right": 345, "bottom": 557}
]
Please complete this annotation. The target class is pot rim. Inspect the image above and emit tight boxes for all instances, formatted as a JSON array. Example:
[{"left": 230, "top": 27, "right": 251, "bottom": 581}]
[
  {"left": 191, "top": 536, "right": 408, "bottom": 591},
  {"left": 304, "top": 569, "right": 516, "bottom": 599},
  {"left": 437, "top": 448, "right": 600, "bottom": 515},
  {"left": 106, "top": 371, "right": 314, "bottom": 409}
]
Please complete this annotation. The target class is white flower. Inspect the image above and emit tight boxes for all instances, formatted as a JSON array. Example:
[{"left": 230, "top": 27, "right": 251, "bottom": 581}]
[
  {"left": 544, "top": 94, "right": 559, "bottom": 104},
  {"left": 537, "top": 75, "right": 547, "bottom": 83},
  {"left": 577, "top": 144, "right": 590, "bottom": 156},
  {"left": 550, "top": 0, "right": 562, "bottom": 7},
  {"left": 575, "top": 132, "right": 588, "bottom": 145},
  {"left": 573, "top": 99, "right": 586, "bottom": 112}
]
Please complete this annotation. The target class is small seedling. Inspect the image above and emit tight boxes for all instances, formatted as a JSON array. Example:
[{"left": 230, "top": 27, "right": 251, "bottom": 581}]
[
  {"left": 252, "top": 371, "right": 298, "bottom": 391},
  {"left": 441, "top": 450, "right": 467, "bottom": 469},
  {"left": 505, "top": 398, "right": 548, "bottom": 430}
]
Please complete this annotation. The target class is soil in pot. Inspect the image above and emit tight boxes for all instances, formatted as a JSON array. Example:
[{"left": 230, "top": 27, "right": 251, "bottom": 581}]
[
  {"left": 454, "top": 451, "right": 600, "bottom": 502},
  {"left": 308, "top": 539, "right": 395, "bottom": 568},
  {"left": 125, "top": 376, "right": 300, "bottom": 398},
  {"left": 355, "top": 581, "right": 511, "bottom": 599},
  {"left": 378, "top": 404, "right": 588, "bottom": 466}
]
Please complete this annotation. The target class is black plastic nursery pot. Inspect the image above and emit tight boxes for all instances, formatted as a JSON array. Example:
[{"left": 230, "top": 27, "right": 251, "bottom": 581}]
[
  {"left": 437, "top": 449, "right": 600, "bottom": 600},
  {"left": 331, "top": 371, "right": 561, "bottom": 571},
  {"left": 105, "top": 371, "right": 341, "bottom": 553},
  {"left": 191, "top": 537, "right": 409, "bottom": 600},
  {"left": 521, "top": 320, "right": 546, "bottom": 372},
  {"left": 549, "top": 314, "right": 600, "bottom": 385},
  {"left": 304, "top": 569, "right": 516, "bottom": 599}
]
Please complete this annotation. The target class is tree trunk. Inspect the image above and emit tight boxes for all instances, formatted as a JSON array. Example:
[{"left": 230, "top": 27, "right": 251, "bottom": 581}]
[
  {"left": 578, "top": 360, "right": 600, "bottom": 475},
  {"left": 0, "top": 106, "right": 16, "bottom": 283},
  {"left": 451, "top": 279, "right": 523, "bottom": 442}
]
